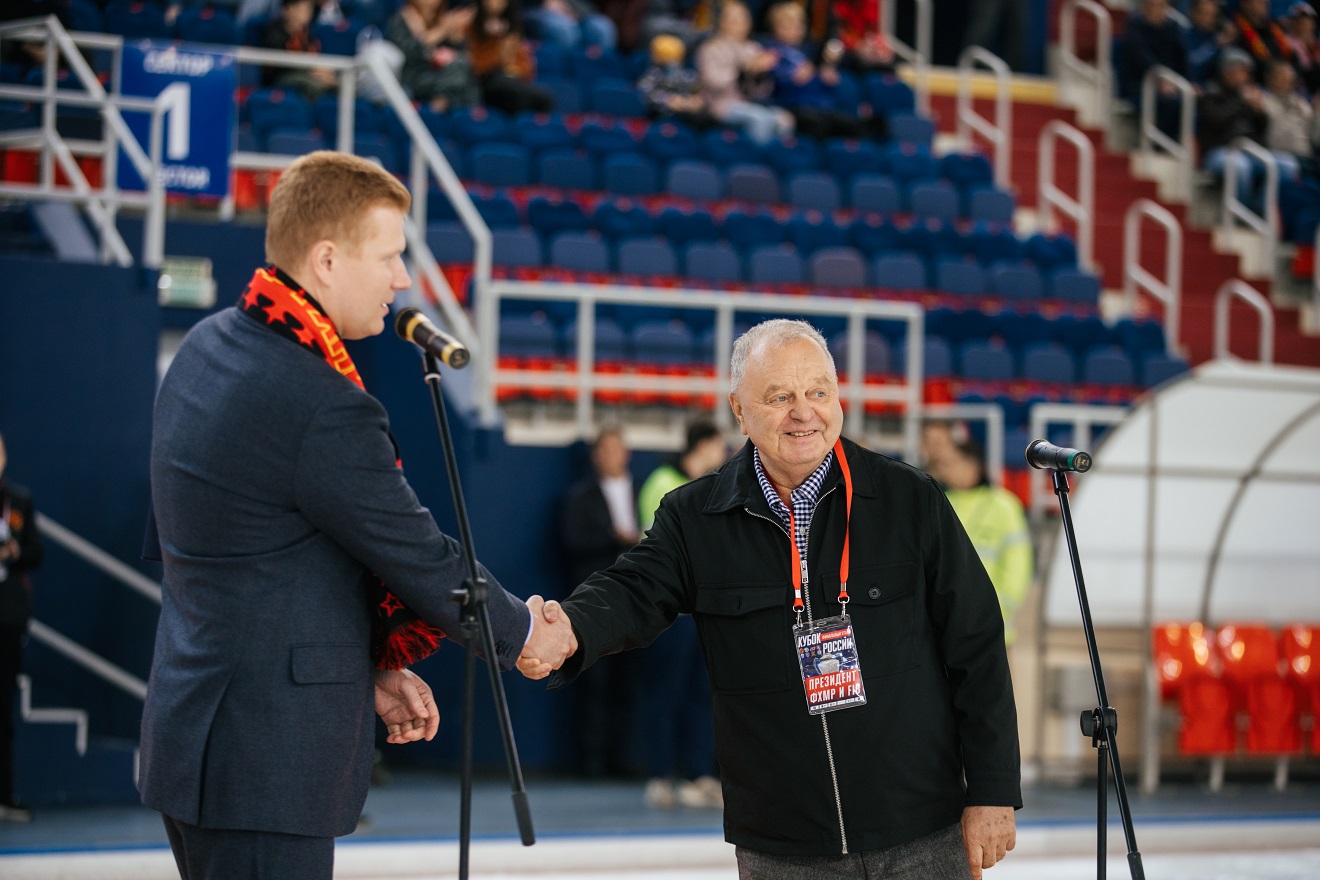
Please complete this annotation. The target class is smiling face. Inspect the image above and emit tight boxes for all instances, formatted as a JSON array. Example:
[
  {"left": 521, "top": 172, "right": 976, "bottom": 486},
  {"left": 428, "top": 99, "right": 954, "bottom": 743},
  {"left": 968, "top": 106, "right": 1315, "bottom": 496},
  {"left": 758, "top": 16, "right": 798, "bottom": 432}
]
[
  {"left": 729, "top": 336, "right": 843, "bottom": 494},
  {"left": 311, "top": 204, "right": 411, "bottom": 340}
]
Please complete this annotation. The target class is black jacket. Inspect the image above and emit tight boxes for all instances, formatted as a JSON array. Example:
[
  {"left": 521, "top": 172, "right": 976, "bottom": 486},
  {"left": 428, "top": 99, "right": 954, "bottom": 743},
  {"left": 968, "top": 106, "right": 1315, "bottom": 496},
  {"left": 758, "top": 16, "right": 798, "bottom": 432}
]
[
  {"left": 0, "top": 480, "right": 42, "bottom": 626},
  {"left": 1197, "top": 80, "right": 1268, "bottom": 154},
  {"left": 554, "top": 438, "right": 1021, "bottom": 857},
  {"left": 560, "top": 476, "right": 635, "bottom": 589}
]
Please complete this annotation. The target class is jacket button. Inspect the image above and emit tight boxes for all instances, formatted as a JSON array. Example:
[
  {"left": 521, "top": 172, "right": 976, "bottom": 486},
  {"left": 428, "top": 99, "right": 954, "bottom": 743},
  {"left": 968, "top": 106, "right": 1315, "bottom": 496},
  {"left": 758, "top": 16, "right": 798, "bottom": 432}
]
[{"left": 868, "top": 588, "right": 881, "bottom": 599}]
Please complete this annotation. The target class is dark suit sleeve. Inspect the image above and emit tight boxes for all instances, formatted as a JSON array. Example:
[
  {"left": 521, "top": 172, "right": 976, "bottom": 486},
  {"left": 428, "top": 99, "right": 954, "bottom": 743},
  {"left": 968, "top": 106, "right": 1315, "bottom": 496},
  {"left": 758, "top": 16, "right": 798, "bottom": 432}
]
[
  {"left": 10, "top": 490, "right": 42, "bottom": 573},
  {"left": 293, "top": 388, "right": 531, "bottom": 668},
  {"left": 920, "top": 475, "right": 1022, "bottom": 809}
]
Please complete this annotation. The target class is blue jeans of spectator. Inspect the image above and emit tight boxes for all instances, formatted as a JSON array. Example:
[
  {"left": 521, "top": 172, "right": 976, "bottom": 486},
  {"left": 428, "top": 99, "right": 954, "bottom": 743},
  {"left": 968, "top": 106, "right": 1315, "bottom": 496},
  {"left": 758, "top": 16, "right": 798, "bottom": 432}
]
[
  {"left": 639, "top": 614, "right": 715, "bottom": 780},
  {"left": 525, "top": 9, "right": 618, "bottom": 49},
  {"left": 720, "top": 100, "right": 792, "bottom": 145},
  {"left": 1203, "top": 146, "right": 1300, "bottom": 208}
]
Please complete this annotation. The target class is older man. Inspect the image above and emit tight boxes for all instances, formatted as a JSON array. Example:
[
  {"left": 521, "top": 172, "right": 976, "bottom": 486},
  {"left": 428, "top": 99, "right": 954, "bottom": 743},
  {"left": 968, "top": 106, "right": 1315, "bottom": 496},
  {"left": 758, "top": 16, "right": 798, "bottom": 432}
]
[
  {"left": 519, "top": 319, "right": 1020, "bottom": 879},
  {"left": 142, "top": 151, "right": 576, "bottom": 880}
]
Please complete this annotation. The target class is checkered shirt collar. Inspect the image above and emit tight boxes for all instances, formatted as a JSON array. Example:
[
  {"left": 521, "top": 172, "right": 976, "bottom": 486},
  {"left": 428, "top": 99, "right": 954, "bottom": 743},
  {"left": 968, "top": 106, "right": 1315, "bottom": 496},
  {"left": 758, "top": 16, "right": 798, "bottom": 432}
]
[{"left": 753, "top": 447, "right": 834, "bottom": 546}]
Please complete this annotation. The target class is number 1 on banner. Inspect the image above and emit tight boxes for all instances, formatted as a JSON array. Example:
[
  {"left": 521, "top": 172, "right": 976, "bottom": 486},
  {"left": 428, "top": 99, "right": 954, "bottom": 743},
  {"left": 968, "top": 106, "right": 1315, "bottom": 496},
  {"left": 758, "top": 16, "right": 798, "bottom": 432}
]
[{"left": 159, "top": 82, "right": 190, "bottom": 161}]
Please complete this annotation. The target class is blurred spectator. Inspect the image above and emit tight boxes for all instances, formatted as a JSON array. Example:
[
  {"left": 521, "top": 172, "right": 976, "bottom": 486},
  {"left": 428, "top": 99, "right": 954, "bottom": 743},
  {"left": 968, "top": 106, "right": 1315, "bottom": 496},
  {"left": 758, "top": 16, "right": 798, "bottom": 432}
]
[
  {"left": 261, "top": 0, "right": 339, "bottom": 102},
  {"left": 597, "top": 0, "right": 648, "bottom": 53},
  {"left": 940, "top": 439, "right": 1032, "bottom": 646},
  {"left": 1184, "top": 0, "right": 1236, "bottom": 87},
  {"left": 468, "top": 0, "right": 554, "bottom": 114},
  {"left": 920, "top": 418, "right": 966, "bottom": 487},
  {"left": 1260, "top": 58, "right": 1315, "bottom": 161},
  {"left": 1120, "top": 0, "right": 1187, "bottom": 105},
  {"left": 1283, "top": 1, "right": 1320, "bottom": 92},
  {"left": 386, "top": 0, "right": 480, "bottom": 111},
  {"left": 696, "top": 0, "right": 793, "bottom": 144},
  {"left": 829, "top": 0, "right": 893, "bottom": 75},
  {"left": 1234, "top": 0, "right": 1294, "bottom": 78},
  {"left": 239, "top": 0, "right": 345, "bottom": 26},
  {"left": 639, "top": 0, "right": 708, "bottom": 55},
  {"left": 761, "top": 1, "right": 882, "bottom": 141},
  {"left": 638, "top": 33, "right": 718, "bottom": 129},
  {"left": 1198, "top": 46, "right": 1299, "bottom": 204},
  {"left": 962, "top": 0, "right": 1028, "bottom": 71},
  {"left": 523, "top": 0, "right": 617, "bottom": 50}
]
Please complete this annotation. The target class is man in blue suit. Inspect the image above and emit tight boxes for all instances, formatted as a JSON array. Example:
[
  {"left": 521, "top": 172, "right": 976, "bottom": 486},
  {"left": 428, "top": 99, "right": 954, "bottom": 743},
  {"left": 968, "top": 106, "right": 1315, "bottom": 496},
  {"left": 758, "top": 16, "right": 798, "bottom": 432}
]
[{"left": 140, "top": 150, "right": 576, "bottom": 880}]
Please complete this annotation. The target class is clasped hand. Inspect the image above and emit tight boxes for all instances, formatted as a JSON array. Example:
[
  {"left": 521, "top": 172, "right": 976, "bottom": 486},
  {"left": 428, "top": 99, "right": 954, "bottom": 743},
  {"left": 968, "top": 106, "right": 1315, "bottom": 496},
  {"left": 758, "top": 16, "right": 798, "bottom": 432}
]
[{"left": 517, "top": 595, "right": 577, "bottom": 680}]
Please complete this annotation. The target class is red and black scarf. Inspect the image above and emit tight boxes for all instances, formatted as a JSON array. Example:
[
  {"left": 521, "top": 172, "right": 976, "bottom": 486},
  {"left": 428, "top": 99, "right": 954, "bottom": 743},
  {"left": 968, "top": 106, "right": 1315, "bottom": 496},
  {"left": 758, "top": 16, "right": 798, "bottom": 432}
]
[{"left": 238, "top": 266, "right": 446, "bottom": 670}]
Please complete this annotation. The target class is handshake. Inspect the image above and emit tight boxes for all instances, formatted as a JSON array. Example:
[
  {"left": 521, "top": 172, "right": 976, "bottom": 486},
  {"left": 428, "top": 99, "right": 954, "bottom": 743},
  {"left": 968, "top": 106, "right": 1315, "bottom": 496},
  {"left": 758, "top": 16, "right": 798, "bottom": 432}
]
[{"left": 518, "top": 596, "right": 578, "bottom": 680}]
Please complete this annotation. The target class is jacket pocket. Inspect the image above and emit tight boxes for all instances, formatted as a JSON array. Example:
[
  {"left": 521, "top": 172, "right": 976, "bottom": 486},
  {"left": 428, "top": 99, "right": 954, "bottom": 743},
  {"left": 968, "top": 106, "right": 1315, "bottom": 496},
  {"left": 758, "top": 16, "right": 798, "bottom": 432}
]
[
  {"left": 693, "top": 583, "right": 794, "bottom": 694},
  {"left": 843, "top": 560, "right": 921, "bottom": 678},
  {"left": 290, "top": 644, "right": 368, "bottom": 684}
]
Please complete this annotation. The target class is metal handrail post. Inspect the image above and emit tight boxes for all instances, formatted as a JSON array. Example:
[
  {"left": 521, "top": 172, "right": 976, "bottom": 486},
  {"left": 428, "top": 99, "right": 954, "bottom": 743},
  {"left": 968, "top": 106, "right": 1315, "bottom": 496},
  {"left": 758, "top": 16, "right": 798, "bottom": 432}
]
[
  {"left": 880, "top": 0, "right": 933, "bottom": 115},
  {"left": 1213, "top": 280, "right": 1275, "bottom": 364},
  {"left": 956, "top": 46, "right": 1012, "bottom": 189},
  {"left": 1038, "top": 120, "right": 1096, "bottom": 271},
  {"left": 1058, "top": 0, "right": 1113, "bottom": 126},
  {"left": 1122, "top": 199, "right": 1183, "bottom": 356},
  {"left": 1137, "top": 66, "right": 1196, "bottom": 203}
]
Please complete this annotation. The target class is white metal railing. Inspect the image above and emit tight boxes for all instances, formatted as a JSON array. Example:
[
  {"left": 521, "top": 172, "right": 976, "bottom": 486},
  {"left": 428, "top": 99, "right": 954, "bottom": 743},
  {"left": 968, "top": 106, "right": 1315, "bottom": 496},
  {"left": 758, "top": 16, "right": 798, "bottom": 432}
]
[
  {"left": 0, "top": 16, "right": 167, "bottom": 266},
  {"left": 880, "top": 0, "right": 933, "bottom": 116},
  {"left": 925, "top": 402, "right": 1006, "bottom": 488},
  {"left": 1221, "top": 137, "right": 1278, "bottom": 256},
  {"left": 18, "top": 672, "right": 88, "bottom": 755},
  {"left": 1057, "top": 0, "right": 1112, "bottom": 127},
  {"left": 1037, "top": 120, "right": 1095, "bottom": 271},
  {"left": 1137, "top": 65, "right": 1196, "bottom": 203},
  {"left": 955, "top": 46, "right": 1012, "bottom": 189},
  {"left": 1214, "top": 280, "right": 1275, "bottom": 364},
  {"left": 28, "top": 620, "right": 148, "bottom": 702},
  {"left": 480, "top": 281, "right": 926, "bottom": 463},
  {"left": 1027, "top": 402, "right": 1129, "bottom": 517},
  {"left": 1122, "top": 199, "right": 1183, "bottom": 356}
]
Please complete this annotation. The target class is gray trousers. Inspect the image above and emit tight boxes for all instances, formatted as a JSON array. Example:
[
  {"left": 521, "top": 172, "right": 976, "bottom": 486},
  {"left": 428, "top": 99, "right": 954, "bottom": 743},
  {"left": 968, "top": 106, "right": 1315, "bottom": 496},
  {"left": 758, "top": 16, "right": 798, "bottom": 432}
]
[
  {"left": 736, "top": 822, "right": 972, "bottom": 880},
  {"left": 162, "top": 814, "right": 334, "bottom": 880}
]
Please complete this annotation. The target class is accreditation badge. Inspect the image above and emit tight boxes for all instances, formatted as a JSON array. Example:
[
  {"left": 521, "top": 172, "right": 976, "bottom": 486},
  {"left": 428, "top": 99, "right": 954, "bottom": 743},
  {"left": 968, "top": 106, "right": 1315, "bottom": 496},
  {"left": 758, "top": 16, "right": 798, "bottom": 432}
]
[{"left": 793, "top": 614, "right": 866, "bottom": 715}]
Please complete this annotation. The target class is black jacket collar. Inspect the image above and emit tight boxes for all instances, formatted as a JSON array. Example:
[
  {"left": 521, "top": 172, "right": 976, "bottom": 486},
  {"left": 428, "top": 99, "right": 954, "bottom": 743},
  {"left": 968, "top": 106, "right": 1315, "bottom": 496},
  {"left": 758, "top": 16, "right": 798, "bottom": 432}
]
[{"left": 702, "top": 436, "right": 879, "bottom": 516}]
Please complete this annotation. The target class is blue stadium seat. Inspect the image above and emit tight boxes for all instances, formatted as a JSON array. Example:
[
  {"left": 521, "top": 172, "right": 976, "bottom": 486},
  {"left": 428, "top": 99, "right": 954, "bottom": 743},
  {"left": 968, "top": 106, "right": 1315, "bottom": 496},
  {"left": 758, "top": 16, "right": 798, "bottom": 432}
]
[
  {"left": 850, "top": 173, "right": 900, "bottom": 214},
  {"left": 492, "top": 228, "right": 543, "bottom": 266},
  {"left": 927, "top": 307, "right": 993, "bottom": 345},
  {"left": 1049, "top": 267, "right": 1100, "bottom": 305},
  {"left": 727, "top": 164, "right": 781, "bottom": 204},
  {"left": 266, "top": 129, "right": 324, "bottom": 158},
  {"left": 888, "top": 112, "right": 934, "bottom": 146},
  {"left": 601, "top": 152, "right": 659, "bottom": 196},
  {"left": 448, "top": 106, "right": 512, "bottom": 146},
  {"left": 1020, "top": 342, "right": 1077, "bottom": 384},
  {"left": 907, "top": 180, "right": 959, "bottom": 223},
  {"left": 895, "top": 335, "right": 953, "bottom": 377},
  {"left": 352, "top": 133, "right": 400, "bottom": 172},
  {"left": 515, "top": 113, "right": 575, "bottom": 154},
  {"left": 885, "top": 142, "right": 938, "bottom": 186},
  {"left": 787, "top": 213, "right": 849, "bottom": 255},
  {"left": 572, "top": 45, "right": 626, "bottom": 84},
  {"left": 829, "top": 330, "right": 891, "bottom": 375},
  {"left": 527, "top": 197, "right": 591, "bottom": 236},
  {"left": 617, "top": 237, "right": 678, "bottom": 277},
  {"left": 104, "top": 1, "right": 170, "bottom": 39},
  {"left": 67, "top": 0, "right": 104, "bottom": 32},
  {"left": 590, "top": 77, "right": 645, "bottom": 117},
  {"left": 500, "top": 312, "right": 560, "bottom": 358},
  {"left": 865, "top": 73, "right": 915, "bottom": 114},
  {"left": 1141, "top": 352, "right": 1189, "bottom": 386},
  {"left": 642, "top": 121, "right": 702, "bottom": 166},
  {"left": 469, "top": 142, "right": 532, "bottom": 186},
  {"left": 684, "top": 241, "right": 742, "bottom": 283},
  {"left": 537, "top": 150, "right": 595, "bottom": 190},
  {"left": 544, "top": 81, "right": 583, "bottom": 113},
  {"left": 748, "top": 244, "right": 805, "bottom": 284},
  {"left": 997, "top": 311, "right": 1052, "bottom": 350},
  {"left": 826, "top": 139, "right": 885, "bottom": 178},
  {"left": 810, "top": 247, "right": 867, "bottom": 288},
  {"left": 967, "top": 186, "right": 1016, "bottom": 225},
  {"left": 1053, "top": 314, "right": 1112, "bottom": 355},
  {"left": 725, "top": 209, "right": 786, "bottom": 252},
  {"left": 934, "top": 259, "right": 986, "bottom": 296},
  {"left": 849, "top": 215, "right": 900, "bottom": 253},
  {"left": 244, "top": 88, "right": 313, "bottom": 150},
  {"left": 959, "top": 341, "right": 1015, "bottom": 381},
  {"left": 655, "top": 206, "right": 719, "bottom": 246},
  {"left": 564, "top": 316, "right": 628, "bottom": 361},
  {"left": 592, "top": 200, "right": 655, "bottom": 240},
  {"left": 176, "top": 5, "right": 238, "bottom": 44},
  {"left": 871, "top": 252, "right": 926, "bottom": 291},
  {"left": 314, "top": 96, "right": 386, "bottom": 143},
  {"left": 534, "top": 44, "right": 571, "bottom": 81},
  {"left": 632, "top": 320, "right": 696, "bottom": 364},
  {"left": 938, "top": 151, "right": 994, "bottom": 192},
  {"left": 1114, "top": 317, "right": 1168, "bottom": 357},
  {"left": 989, "top": 262, "right": 1044, "bottom": 300},
  {"left": 703, "top": 128, "right": 762, "bottom": 166},
  {"left": 788, "top": 171, "right": 842, "bottom": 212},
  {"left": 666, "top": 159, "right": 724, "bottom": 200},
  {"left": 426, "top": 221, "right": 475, "bottom": 264},
  {"left": 1082, "top": 346, "right": 1136, "bottom": 386},
  {"left": 764, "top": 138, "right": 821, "bottom": 176},
  {"left": 550, "top": 231, "right": 610, "bottom": 273},
  {"left": 579, "top": 119, "right": 638, "bottom": 155},
  {"left": 1024, "top": 231, "right": 1078, "bottom": 271},
  {"left": 969, "top": 222, "right": 1024, "bottom": 264},
  {"left": 473, "top": 193, "right": 521, "bottom": 228}
]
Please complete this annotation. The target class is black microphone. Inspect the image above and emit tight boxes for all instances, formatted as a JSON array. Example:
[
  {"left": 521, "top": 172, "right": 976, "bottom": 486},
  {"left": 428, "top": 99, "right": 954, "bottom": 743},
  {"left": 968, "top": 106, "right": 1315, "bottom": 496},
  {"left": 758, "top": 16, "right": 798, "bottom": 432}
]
[
  {"left": 395, "top": 307, "right": 470, "bottom": 369},
  {"left": 1025, "top": 439, "right": 1093, "bottom": 473}
]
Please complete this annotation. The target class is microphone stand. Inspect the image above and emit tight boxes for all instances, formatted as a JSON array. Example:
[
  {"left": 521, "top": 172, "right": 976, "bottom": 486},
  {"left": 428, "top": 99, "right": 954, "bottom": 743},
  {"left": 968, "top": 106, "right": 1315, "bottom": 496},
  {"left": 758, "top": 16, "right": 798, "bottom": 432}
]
[
  {"left": 1048, "top": 468, "right": 1145, "bottom": 880},
  {"left": 418, "top": 352, "right": 535, "bottom": 879}
]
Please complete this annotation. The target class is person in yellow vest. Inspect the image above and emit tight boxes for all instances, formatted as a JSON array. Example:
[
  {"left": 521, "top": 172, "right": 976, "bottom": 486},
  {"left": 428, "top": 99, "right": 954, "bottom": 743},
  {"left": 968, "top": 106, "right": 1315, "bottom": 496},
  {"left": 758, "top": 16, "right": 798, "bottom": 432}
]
[{"left": 941, "top": 439, "right": 1033, "bottom": 645}]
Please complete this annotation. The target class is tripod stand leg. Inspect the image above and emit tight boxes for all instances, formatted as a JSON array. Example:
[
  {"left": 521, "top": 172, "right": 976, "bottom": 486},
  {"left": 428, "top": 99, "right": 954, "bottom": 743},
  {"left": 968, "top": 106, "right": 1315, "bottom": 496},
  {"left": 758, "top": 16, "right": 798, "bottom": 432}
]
[{"left": 1098, "top": 737, "right": 1107, "bottom": 880}]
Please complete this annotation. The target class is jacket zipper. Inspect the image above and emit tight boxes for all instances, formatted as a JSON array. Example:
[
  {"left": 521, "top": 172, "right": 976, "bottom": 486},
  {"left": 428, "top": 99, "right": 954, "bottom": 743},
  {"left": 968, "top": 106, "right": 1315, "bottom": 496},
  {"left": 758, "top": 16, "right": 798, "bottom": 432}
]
[{"left": 744, "top": 484, "right": 849, "bottom": 854}]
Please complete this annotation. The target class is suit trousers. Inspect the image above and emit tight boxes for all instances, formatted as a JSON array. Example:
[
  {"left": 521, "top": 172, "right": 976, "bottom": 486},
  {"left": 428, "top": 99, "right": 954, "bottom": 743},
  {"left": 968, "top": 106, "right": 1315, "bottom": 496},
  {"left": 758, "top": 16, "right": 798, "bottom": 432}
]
[
  {"left": 162, "top": 814, "right": 334, "bottom": 880},
  {"left": 736, "top": 822, "right": 971, "bottom": 880}
]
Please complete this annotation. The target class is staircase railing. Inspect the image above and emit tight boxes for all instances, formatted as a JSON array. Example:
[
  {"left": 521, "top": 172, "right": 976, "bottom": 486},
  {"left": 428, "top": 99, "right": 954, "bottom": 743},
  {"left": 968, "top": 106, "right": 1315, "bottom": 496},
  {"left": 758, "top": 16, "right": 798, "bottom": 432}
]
[
  {"left": 1220, "top": 137, "right": 1278, "bottom": 271},
  {"left": 1123, "top": 199, "right": 1183, "bottom": 356},
  {"left": 1037, "top": 120, "right": 1095, "bottom": 271},
  {"left": 1057, "top": 0, "right": 1113, "bottom": 128},
  {"left": 1136, "top": 65, "right": 1196, "bottom": 204},
  {"left": 955, "top": 46, "right": 1012, "bottom": 189},
  {"left": 880, "top": 0, "right": 933, "bottom": 116},
  {"left": 0, "top": 16, "right": 167, "bottom": 267},
  {"left": 1214, "top": 280, "right": 1275, "bottom": 364}
]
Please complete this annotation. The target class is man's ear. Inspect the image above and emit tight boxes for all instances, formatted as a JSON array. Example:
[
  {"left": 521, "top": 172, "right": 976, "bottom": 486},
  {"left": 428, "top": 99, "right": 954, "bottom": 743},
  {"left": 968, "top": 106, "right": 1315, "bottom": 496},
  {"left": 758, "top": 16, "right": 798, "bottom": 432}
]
[
  {"left": 729, "top": 393, "right": 748, "bottom": 435},
  {"left": 308, "top": 239, "right": 337, "bottom": 287}
]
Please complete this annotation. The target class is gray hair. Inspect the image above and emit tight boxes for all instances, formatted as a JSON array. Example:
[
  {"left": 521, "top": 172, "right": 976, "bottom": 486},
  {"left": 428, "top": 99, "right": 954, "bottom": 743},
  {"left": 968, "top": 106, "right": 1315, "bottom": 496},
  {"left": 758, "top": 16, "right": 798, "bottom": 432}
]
[{"left": 729, "top": 319, "right": 836, "bottom": 395}]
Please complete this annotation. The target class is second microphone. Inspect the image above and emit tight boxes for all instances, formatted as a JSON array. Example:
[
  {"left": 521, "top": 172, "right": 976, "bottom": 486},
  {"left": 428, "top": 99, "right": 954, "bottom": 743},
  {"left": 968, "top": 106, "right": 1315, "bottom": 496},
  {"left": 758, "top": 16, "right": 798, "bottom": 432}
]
[{"left": 395, "top": 307, "right": 471, "bottom": 369}]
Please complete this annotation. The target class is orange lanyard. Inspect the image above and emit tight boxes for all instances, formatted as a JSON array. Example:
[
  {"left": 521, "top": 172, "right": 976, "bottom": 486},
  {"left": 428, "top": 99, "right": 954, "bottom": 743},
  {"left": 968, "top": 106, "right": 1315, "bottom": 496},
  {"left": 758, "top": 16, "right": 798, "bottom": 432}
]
[{"left": 788, "top": 438, "right": 853, "bottom": 619}]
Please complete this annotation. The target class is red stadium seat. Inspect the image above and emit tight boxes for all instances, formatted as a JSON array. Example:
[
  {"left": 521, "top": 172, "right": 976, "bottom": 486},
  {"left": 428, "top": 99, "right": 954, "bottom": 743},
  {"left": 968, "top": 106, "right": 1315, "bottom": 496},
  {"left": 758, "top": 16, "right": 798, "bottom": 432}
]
[
  {"left": 1152, "top": 623, "right": 1237, "bottom": 756},
  {"left": 1280, "top": 623, "right": 1320, "bottom": 753},
  {"left": 1217, "top": 624, "right": 1300, "bottom": 756}
]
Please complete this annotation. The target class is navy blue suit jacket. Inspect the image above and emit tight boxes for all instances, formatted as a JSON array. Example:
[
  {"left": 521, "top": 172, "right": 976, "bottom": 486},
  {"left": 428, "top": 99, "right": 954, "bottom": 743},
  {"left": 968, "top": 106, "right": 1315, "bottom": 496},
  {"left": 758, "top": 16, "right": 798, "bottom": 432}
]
[{"left": 140, "top": 307, "right": 531, "bottom": 838}]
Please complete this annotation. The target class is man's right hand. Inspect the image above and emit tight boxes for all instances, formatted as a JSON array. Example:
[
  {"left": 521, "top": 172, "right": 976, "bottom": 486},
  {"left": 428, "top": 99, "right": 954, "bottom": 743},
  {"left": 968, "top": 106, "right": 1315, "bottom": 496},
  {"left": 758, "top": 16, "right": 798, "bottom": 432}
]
[{"left": 517, "top": 595, "right": 577, "bottom": 680}]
